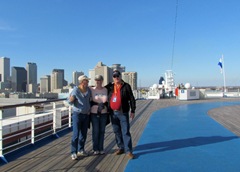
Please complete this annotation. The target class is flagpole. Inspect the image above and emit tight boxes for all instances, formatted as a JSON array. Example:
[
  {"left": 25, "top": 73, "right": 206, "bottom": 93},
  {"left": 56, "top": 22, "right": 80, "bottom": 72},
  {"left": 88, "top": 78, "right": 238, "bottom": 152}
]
[{"left": 222, "top": 54, "right": 226, "bottom": 93}]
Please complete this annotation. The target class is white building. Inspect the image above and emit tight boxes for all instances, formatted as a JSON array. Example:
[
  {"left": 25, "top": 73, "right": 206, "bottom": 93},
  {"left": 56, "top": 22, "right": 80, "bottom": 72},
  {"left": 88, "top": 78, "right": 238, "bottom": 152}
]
[
  {"left": 0, "top": 57, "right": 10, "bottom": 82},
  {"left": 51, "top": 69, "right": 64, "bottom": 92},
  {"left": 40, "top": 75, "right": 51, "bottom": 93},
  {"left": 72, "top": 71, "right": 84, "bottom": 85},
  {"left": 122, "top": 72, "right": 137, "bottom": 90},
  {"left": 89, "top": 62, "right": 112, "bottom": 86}
]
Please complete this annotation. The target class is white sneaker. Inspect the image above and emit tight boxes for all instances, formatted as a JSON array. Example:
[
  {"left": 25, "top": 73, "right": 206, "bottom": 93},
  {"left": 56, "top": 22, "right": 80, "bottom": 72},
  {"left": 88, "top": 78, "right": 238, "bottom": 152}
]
[
  {"left": 77, "top": 151, "right": 89, "bottom": 156},
  {"left": 99, "top": 151, "right": 105, "bottom": 155},
  {"left": 93, "top": 151, "right": 99, "bottom": 155},
  {"left": 71, "top": 153, "right": 78, "bottom": 160}
]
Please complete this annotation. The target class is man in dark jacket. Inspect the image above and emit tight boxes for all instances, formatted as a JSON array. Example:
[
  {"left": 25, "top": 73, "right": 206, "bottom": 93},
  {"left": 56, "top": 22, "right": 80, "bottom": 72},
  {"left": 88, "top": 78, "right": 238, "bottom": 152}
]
[{"left": 105, "top": 70, "right": 136, "bottom": 159}]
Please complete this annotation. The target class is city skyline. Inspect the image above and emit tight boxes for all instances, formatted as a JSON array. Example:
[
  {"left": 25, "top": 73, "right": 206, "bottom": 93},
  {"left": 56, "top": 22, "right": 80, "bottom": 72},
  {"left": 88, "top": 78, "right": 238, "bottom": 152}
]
[
  {"left": 0, "top": 57, "right": 134, "bottom": 84},
  {"left": 1, "top": 1, "right": 240, "bottom": 87},
  {"left": 0, "top": 57, "right": 138, "bottom": 95}
]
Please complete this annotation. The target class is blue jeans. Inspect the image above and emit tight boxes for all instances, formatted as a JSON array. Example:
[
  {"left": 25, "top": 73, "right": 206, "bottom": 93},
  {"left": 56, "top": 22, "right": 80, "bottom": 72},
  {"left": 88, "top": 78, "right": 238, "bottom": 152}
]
[
  {"left": 71, "top": 112, "right": 89, "bottom": 154},
  {"left": 111, "top": 111, "right": 133, "bottom": 153},
  {"left": 91, "top": 113, "right": 108, "bottom": 151}
]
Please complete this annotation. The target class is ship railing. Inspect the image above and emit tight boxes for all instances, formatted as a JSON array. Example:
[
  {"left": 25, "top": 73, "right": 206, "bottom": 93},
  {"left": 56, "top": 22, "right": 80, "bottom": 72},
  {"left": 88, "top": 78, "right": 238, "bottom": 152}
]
[{"left": 0, "top": 98, "right": 72, "bottom": 163}]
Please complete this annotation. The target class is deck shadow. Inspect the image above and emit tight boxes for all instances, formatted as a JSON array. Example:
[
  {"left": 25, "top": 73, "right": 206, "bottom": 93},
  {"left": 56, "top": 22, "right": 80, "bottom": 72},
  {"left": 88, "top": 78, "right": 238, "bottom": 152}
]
[{"left": 133, "top": 136, "right": 238, "bottom": 158}]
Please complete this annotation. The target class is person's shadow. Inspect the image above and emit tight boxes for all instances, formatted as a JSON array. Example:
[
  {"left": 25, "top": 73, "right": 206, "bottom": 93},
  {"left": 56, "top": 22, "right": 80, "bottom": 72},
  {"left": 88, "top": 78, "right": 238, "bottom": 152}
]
[{"left": 134, "top": 136, "right": 238, "bottom": 158}]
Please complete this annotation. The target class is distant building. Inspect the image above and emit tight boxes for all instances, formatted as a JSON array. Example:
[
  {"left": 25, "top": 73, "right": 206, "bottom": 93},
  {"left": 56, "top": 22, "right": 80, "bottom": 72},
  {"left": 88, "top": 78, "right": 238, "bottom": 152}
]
[
  {"left": 89, "top": 62, "right": 131, "bottom": 85},
  {"left": 11, "top": 67, "right": 27, "bottom": 92},
  {"left": 89, "top": 69, "right": 95, "bottom": 86},
  {"left": 89, "top": 62, "right": 112, "bottom": 86},
  {"left": 111, "top": 64, "right": 125, "bottom": 74},
  {"left": 0, "top": 57, "right": 10, "bottom": 82},
  {"left": 0, "top": 82, "right": 11, "bottom": 90},
  {"left": 9, "top": 92, "right": 35, "bottom": 99},
  {"left": 38, "top": 92, "right": 58, "bottom": 99},
  {"left": 51, "top": 69, "right": 65, "bottom": 92},
  {"left": 40, "top": 75, "right": 51, "bottom": 93},
  {"left": 122, "top": 72, "right": 137, "bottom": 90},
  {"left": 26, "top": 62, "right": 37, "bottom": 93},
  {"left": 72, "top": 71, "right": 84, "bottom": 85},
  {"left": 0, "top": 57, "right": 11, "bottom": 90}
]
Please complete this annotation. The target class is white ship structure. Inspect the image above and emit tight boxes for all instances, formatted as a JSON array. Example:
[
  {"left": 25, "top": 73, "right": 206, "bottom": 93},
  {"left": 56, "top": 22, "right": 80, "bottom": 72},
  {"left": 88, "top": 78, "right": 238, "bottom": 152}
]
[
  {"left": 146, "top": 70, "right": 201, "bottom": 100},
  {"left": 146, "top": 69, "right": 240, "bottom": 100},
  {"left": 147, "top": 70, "right": 175, "bottom": 99}
]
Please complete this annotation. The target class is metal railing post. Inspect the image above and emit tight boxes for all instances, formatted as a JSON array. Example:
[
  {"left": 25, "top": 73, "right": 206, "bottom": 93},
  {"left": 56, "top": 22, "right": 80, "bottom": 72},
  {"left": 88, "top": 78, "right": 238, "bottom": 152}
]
[
  {"left": 53, "top": 103, "right": 59, "bottom": 138},
  {"left": 0, "top": 98, "right": 66, "bottom": 162},
  {"left": 0, "top": 110, "right": 3, "bottom": 156},
  {"left": 53, "top": 102, "right": 56, "bottom": 135},
  {"left": 31, "top": 105, "right": 35, "bottom": 144},
  {"left": 68, "top": 106, "right": 72, "bottom": 128},
  {"left": 0, "top": 109, "right": 8, "bottom": 163}
]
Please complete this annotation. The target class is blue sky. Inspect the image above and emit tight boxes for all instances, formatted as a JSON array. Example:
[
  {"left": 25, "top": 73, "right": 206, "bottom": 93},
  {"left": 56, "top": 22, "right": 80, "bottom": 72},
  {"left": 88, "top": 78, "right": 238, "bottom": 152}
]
[{"left": 0, "top": 0, "right": 240, "bottom": 87}]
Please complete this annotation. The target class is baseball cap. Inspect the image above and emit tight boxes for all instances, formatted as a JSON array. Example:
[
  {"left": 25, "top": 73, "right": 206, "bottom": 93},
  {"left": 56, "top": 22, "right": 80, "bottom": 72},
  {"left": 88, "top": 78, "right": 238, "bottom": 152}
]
[
  {"left": 78, "top": 75, "right": 90, "bottom": 82},
  {"left": 113, "top": 70, "right": 121, "bottom": 76}
]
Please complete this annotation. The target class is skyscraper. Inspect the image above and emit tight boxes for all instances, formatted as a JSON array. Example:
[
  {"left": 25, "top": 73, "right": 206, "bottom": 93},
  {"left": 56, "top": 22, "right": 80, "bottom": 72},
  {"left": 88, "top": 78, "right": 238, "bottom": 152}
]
[
  {"left": 51, "top": 69, "right": 64, "bottom": 92},
  {"left": 0, "top": 57, "right": 10, "bottom": 82},
  {"left": 89, "top": 62, "right": 112, "bottom": 86},
  {"left": 111, "top": 64, "right": 125, "bottom": 74},
  {"left": 12, "top": 67, "right": 27, "bottom": 92},
  {"left": 26, "top": 62, "right": 37, "bottom": 93},
  {"left": 40, "top": 75, "right": 51, "bottom": 93},
  {"left": 89, "top": 69, "right": 95, "bottom": 86},
  {"left": 72, "top": 71, "right": 84, "bottom": 85},
  {"left": 122, "top": 72, "right": 137, "bottom": 90},
  {"left": 89, "top": 62, "right": 128, "bottom": 85}
]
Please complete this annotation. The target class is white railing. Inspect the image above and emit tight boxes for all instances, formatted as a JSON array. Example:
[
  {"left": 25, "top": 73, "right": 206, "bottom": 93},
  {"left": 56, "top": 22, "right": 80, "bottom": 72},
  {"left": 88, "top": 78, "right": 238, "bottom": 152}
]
[
  {"left": 0, "top": 99, "right": 72, "bottom": 163},
  {"left": 201, "top": 89, "right": 240, "bottom": 98}
]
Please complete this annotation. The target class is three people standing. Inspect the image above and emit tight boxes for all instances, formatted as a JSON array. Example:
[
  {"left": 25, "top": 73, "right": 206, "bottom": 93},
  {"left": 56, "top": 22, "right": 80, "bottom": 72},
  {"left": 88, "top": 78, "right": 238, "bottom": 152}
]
[{"left": 69, "top": 70, "right": 136, "bottom": 160}]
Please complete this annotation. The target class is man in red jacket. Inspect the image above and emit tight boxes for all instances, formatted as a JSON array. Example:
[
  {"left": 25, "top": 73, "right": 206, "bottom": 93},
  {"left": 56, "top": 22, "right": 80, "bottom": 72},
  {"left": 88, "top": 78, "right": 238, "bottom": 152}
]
[{"left": 105, "top": 70, "right": 136, "bottom": 159}]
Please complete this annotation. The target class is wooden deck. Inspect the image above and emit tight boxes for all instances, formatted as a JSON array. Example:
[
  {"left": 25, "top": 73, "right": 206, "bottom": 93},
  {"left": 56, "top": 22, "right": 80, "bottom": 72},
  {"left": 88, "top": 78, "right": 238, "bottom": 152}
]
[{"left": 1, "top": 98, "right": 240, "bottom": 172}]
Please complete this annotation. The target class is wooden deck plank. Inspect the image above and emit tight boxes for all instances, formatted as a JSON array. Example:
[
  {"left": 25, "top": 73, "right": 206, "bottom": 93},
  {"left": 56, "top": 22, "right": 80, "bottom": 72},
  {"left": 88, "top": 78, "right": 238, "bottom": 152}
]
[
  {"left": 1, "top": 98, "right": 240, "bottom": 172},
  {"left": 208, "top": 104, "right": 240, "bottom": 137}
]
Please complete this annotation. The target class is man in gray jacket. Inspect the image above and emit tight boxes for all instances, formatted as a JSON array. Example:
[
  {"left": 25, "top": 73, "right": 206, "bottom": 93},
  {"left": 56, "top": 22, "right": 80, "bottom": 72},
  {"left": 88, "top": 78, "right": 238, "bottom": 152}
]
[{"left": 68, "top": 75, "right": 91, "bottom": 160}]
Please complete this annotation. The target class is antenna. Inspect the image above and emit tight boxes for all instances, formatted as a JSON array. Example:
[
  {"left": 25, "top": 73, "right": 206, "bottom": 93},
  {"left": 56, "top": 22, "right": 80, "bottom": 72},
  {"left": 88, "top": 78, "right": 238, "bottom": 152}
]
[{"left": 171, "top": 0, "right": 179, "bottom": 70}]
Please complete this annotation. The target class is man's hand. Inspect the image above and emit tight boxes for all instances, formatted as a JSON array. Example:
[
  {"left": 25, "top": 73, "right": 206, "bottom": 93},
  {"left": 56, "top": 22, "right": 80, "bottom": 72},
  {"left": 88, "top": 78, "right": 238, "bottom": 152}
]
[
  {"left": 130, "top": 113, "right": 135, "bottom": 120},
  {"left": 69, "top": 95, "right": 75, "bottom": 102}
]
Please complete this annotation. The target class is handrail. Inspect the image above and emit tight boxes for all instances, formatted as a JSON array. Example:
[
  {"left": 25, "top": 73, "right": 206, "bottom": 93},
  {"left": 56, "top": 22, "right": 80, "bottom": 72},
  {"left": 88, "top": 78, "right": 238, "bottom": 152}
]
[
  {"left": 0, "top": 98, "right": 67, "bottom": 110},
  {"left": 0, "top": 98, "right": 71, "bottom": 164}
]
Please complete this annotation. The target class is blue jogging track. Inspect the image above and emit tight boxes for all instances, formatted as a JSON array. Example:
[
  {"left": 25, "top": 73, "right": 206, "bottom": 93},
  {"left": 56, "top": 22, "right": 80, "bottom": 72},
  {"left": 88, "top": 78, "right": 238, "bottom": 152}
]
[{"left": 125, "top": 101, "right": 240, "bottom": 172}]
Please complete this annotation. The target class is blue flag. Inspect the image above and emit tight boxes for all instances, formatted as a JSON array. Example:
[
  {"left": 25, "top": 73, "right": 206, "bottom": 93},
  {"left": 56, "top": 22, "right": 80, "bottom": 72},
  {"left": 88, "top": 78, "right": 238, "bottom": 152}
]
[{"left": 218, "top": 58, "right": 223, "bottom": 73}]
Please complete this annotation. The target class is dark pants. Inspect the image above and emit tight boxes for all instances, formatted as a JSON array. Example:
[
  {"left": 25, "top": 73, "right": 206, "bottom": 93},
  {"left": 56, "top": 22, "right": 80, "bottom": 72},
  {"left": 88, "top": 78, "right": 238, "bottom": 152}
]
[
  {"left": 91, "top": 113, "right": 108, "bottom": 151},
  {"left": 71, "top": 112, "right": 89, "bottom": 154},
  {"left": 111, "top": 111, "right": 133, "bottom": 153}
]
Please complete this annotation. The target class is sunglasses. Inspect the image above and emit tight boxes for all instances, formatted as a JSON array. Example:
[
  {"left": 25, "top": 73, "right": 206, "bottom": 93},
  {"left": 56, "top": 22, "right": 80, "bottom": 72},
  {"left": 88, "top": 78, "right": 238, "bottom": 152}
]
[{"left": 113, "top": 75, "right": 120, "bottom": 78}]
